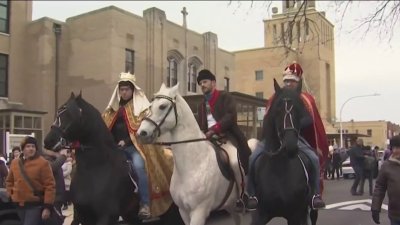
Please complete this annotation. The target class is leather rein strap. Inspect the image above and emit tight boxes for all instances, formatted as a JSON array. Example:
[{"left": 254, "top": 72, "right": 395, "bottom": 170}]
[{"left": 154, "top": 138, "right": 207, "bottom": 146}]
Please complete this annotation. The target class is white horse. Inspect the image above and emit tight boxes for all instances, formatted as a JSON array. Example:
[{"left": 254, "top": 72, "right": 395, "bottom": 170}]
[{"left": 137, "top": 83, "right": 245, "bottom": 225}]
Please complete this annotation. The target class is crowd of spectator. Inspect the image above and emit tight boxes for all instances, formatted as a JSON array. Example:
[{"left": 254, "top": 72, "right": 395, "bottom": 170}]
[{"left": 0, "top": 136, "right": 76, "bottom": 225}]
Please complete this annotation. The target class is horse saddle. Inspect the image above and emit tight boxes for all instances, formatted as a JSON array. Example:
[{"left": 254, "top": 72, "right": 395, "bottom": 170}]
[{"left": 209, "top": 138, "right": 235, "bottom": 181}]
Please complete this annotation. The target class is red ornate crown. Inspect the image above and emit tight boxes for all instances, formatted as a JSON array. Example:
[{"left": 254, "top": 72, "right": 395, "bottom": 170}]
[{"left": 283, "top": 61, "right": 303, "bottom": 81}]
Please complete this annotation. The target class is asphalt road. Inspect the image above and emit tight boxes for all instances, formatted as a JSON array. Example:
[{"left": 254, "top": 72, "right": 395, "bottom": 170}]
[
  {"left": 205, "top": 178, "right": 390, "bottom": 225},
  {"left": 62, "top": 177, "right": 389, "bottom": 225}
]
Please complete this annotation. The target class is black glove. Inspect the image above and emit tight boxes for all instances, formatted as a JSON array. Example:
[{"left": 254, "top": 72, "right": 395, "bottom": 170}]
[{"left": 371, "top": 210, "right": 380, "bottom": 224}]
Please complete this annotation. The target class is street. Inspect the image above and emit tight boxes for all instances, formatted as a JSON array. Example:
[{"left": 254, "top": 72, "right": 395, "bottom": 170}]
[
  {"left": 62, "top": 178, "right": 389, "bottom": 225},
  {"left": 206, "top": 178, "right": 389, "bottom": 225}
]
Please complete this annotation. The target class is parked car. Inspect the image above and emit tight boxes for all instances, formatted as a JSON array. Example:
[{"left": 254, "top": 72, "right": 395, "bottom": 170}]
[
  {"left": 341, "top": 150, "right": 384, "bottom": 179},
  {"left": 341, "top": 156, "right": 355, "bottom": 179}
]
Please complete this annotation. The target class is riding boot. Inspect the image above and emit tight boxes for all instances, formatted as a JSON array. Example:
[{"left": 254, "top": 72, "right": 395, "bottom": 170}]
[
  {"left": 311, "top": 194, "right": 326, "bottom": 209},
  {"left": 138, "top": 204, "right": 151, "bottom": 220}
]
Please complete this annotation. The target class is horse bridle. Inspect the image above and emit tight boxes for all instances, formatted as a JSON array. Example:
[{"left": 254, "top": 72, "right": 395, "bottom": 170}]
[
  {"left": 268, "top": 98, "right": 300, "bottom": 156},
  {"left": 143, "top": 95, "right": 178, "bottom": 137},
  {"left": 50, "top": 105, "right": 81, "bottom": 150},
  {"left": 282, "top": 98, "right": 299, "bottom": 136},
  {"left": 142, "top": 95, "right": 208, "bottom": 145}
]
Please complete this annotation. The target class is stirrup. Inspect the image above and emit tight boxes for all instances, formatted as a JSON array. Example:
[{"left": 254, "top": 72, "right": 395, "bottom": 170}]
[
  {"left": 311, "top": 194, "right": 325, "bottom": 210},
  {"left": 246, "top": 196, "right": 258, "bottom": 211}
]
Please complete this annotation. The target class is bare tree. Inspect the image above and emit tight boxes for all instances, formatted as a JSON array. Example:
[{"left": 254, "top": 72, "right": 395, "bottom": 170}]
[
  {"left": 332, "top": 1, "right": 400, "bottom": 43},
  {"left": 229, "top": 0, "right": 400, "bottom": 44},
  {"left": 227, "top": 0, "right": 331, "bottom": 61}
]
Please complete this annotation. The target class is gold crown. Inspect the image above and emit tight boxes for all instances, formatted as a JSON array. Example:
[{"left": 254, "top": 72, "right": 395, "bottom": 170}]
[{"left": 119, "top": 72, "right": 136, "bottom": 82}]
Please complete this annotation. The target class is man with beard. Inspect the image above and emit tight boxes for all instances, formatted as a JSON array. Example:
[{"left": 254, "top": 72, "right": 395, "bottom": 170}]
[{"left": 196, "top": 69, "right": 252, "bottom": 211}]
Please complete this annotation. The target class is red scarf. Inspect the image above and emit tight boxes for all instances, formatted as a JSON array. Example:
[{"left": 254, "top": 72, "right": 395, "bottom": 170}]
[{"left": 207, "top": 89, "right": 220, "bottom": 113}]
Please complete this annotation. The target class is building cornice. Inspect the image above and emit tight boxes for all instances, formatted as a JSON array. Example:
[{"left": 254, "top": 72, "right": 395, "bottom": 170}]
[
  {"left": 65, "top": 5, "right": 143, "bottom": 22},
  {"left": 30, "top": 17, "right": 65, "bottom": 25}
]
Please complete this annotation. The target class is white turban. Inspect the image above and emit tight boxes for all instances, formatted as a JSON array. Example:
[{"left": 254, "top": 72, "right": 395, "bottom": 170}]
[{"left": 106, "top": 72, "right": 150, "bottom": 116}]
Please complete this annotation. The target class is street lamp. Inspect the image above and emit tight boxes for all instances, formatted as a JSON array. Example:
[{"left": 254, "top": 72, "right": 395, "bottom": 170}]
[{"left": 339, "top": 93, "right": 380, "bottom": 148}]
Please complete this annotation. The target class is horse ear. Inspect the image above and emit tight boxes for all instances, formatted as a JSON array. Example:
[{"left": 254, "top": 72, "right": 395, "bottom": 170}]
[
  {"left": 174, "top": 82, "right": 180, "bottom": 89},
  {"left": 77, "top": 90, "right": 82, "bottom": 99},
  {"left": 296, "top": 79, "right": 303, "bottom": 94},
  {"left": 160, "top": 83, "right": 166, "bottom": 90},
  {"left": 273, "top": 79, "right": 281, "bottom": 94},
  {"left": 170, "top": 83, "right": 180, "bottom": 96}
]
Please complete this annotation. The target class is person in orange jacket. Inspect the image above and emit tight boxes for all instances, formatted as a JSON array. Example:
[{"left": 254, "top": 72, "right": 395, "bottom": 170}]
[{"left": 6, "top": 136, "right": 56, "bottom": 225}]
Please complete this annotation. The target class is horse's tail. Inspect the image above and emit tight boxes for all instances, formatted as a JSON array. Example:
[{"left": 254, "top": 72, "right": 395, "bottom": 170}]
[{"left": 247, "top": 138, "right": 259, "bottom": 153}]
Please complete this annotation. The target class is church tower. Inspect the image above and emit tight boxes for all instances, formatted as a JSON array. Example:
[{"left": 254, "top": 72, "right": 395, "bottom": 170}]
[{"left": 263, "top": 0, "right": 336, "bottom": 124}]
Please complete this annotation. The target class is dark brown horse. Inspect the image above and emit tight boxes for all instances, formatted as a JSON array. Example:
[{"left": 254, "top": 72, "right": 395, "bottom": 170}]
[{"left": 44, "top": 93, "right": 183, "bottom": 225}]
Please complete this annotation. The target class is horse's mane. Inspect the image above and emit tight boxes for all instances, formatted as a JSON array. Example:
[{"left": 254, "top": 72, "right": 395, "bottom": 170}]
[
  {"left": 74, "top": 96, "right": 116, "bottom": 148},
  {"left": 175, "top": 94, "right": 199, "bottom": 125},
  {"left": 262, "top": 96, "right": 280, "bottom": 151},
  {"left": 154, "top": 86, "right": 200, "bottom": 130}
]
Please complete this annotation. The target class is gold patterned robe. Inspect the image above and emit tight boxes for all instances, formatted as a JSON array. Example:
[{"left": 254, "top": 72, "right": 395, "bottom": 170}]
[{"left": 102, "top": 101, "right": 173, "bottom": 217}]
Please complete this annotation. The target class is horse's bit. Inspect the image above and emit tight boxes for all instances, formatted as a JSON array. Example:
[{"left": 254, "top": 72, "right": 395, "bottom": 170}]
[{"left": 143, "top": 95, "right": 178, "bottom": 137}]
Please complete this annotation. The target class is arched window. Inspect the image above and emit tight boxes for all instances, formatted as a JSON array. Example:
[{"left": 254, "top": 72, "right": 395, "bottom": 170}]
[
  {"left": 167, "top": 59, "right": 177, "bottom": 87},
  {"left": 187, "top": 56, "right": 203, "bottom": 92},
  {"left": 188, "top": 64, "right": 197, "bottom": 92},
  {"left": 166, "top": 50, "right": 183, "bottom": 87}
]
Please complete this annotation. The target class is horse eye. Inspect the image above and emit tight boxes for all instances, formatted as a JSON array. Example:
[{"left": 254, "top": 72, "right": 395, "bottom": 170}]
[{"left": 159, "top": 104, "right": 167, "bottom": 110}]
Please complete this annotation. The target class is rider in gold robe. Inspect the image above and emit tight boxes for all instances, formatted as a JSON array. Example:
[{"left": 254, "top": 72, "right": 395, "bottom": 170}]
[{"left": 102, "top": 72, "right": 173, "bottom": 219}]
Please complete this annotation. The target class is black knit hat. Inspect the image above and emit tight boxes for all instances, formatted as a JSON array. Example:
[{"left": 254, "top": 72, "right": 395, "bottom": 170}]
[
  {"left": 390, "top": 135, "right": 400, "bottom": 148},
  {"left": 197, "top": 69, "right": 216, "bottom": 84},
  {"left": 21, "top": 136, "right": 38, "bottom": 150}
]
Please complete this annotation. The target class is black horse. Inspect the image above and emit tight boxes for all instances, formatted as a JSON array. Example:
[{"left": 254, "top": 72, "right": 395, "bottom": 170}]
[
  {"left": 44, "top": 93, "right": 183, "bottom": 225},
  {"left": 251, "top": 79, "right": 318, "bottom": 225}
]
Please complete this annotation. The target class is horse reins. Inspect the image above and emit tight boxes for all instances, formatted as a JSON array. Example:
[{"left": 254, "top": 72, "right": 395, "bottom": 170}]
[{"left": 153, "top": 138, "right": 208, "bottom": 146}]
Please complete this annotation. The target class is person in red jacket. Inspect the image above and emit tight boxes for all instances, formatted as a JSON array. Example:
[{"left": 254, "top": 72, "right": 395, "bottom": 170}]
[{"left": 247, "top": 62, "right": 329, "bottom": 210}]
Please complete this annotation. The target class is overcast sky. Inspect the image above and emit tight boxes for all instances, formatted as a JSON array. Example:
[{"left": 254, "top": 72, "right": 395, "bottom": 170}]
[{"left": 32, "top": 1, "right": 400, "bottom": 124}]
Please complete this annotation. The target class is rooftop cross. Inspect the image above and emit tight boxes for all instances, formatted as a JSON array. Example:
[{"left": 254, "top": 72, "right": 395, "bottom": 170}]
[{"left": 181, "top": 7, "right": 188, "bottom": 28}]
